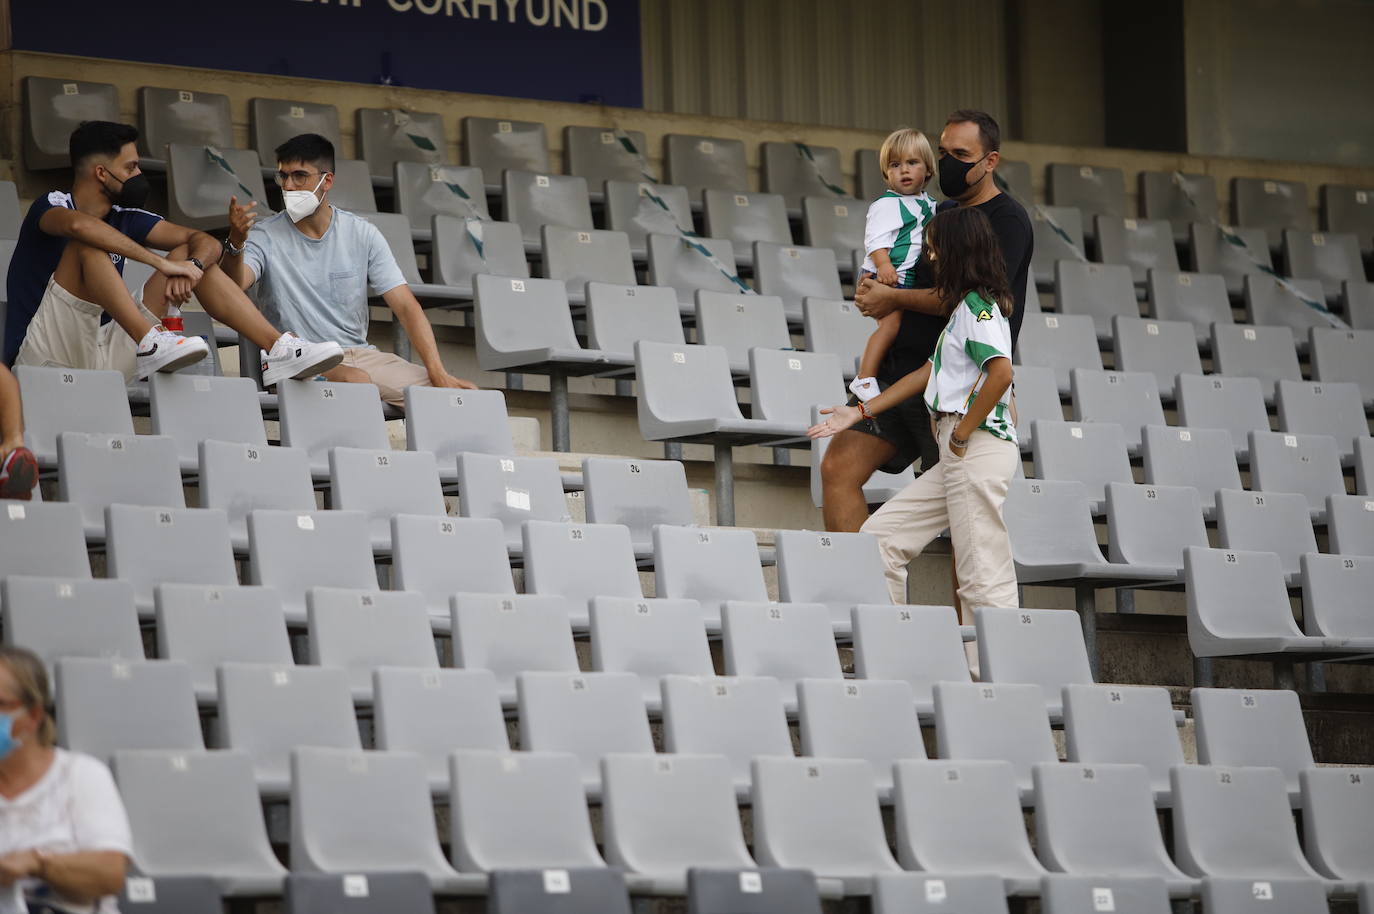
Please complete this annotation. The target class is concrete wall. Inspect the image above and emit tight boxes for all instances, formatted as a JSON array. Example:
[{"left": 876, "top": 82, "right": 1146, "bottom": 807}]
[{"left": 1009, "top": 0, "right": 1106, "bottom": 148}]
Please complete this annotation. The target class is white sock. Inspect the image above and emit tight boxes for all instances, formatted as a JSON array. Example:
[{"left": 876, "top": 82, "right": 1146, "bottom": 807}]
[{"left": 849, "top": 376, "right": 880, "bottom": 402}]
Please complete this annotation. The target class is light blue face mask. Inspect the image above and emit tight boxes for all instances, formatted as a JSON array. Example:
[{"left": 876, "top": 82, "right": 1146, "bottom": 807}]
[{"left": 0, "top": 710, "right": 22, "bottom": 760}]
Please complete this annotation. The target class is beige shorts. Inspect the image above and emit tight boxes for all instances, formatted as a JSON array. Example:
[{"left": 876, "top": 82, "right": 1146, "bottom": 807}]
[
  {"left": 341, "top": 347, "right": 431, "bottom": 407},
  {"left": 13, "top": 277, "right": 158, "bottom": 383}
]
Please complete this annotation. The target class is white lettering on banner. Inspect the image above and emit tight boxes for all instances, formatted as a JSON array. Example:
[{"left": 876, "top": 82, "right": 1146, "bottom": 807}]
[{"left": 386, "top": 0, "right": 605, "bottom": 28}]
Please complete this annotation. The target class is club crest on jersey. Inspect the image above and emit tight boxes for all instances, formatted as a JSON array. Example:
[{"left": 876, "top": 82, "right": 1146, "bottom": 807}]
[
  {"left": 108, "top": 252, "right": 123, "bottom": 267},
  {"left": 976, "top": 308, "right": 993, "bottom": 321}
]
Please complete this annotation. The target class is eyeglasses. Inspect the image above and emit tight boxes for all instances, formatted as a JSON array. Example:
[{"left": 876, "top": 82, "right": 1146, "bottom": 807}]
[{"left": 274, "top": 170, "right": 328, "bottom": 188}]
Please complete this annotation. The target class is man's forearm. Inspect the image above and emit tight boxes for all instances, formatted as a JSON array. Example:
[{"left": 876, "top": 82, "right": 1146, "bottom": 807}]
[
  {"left": 889, "top": 287, "right": 945, "bottom": 315},
  {"left": 39, "top": 851, "right": 127, "bottom": 904},
  {"left": 390, "top": 290, "right": 447, "bottom": 376},
  {"left": 67, "top": 216, "right": 165, "bottom": 270}
]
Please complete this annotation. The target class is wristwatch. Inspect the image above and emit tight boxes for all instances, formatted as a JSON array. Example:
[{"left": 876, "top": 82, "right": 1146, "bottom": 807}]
[
  {"left": 223, "top": 237, "right": 245, "bottom": 256},
  {"left": 188, "top": 257, "right": 205, "bottom": 271}
]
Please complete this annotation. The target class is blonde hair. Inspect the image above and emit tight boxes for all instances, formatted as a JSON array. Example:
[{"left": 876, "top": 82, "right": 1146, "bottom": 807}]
[
  {"left": 0, "top": 646, "right": 56, "bottom": 748},
  {"left": 877, "top": 128, "right": 936, "bottom": 193}
]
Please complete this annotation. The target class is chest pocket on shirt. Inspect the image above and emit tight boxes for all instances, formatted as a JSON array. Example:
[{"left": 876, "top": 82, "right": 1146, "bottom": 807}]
[{"left": 328, "top": 270, "right": 359, "bottom": 307}]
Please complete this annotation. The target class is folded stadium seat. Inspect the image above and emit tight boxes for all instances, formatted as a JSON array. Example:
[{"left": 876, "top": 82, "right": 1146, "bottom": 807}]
[
  {"left": 1047, "top": 163, "right": 1125, "bottom": 242},
  {"left": 747, "top": 347, "right": 846, "bottom": 447},
  {"left": 2, "top": 576, "right": 142, "bottom": 674},
  {"left": 797, "top": 679, "right": 925, "bottom": 799},
  {"left": 690, "top": 868, "right": 824, "bottom": 914},
  {"left": 372, "top": 667, "right": 508, "bottom": 792},
  {"left": 1112, "top": 316, "right": 1202, "bottom": 400},
  {"left": 601, "top": 753, "right": 757, "bottom": 894},
  {"left": 564, "top": 124, "right": 652, "bottom": 186},
  {"left": 305, "top": 587, "right": 438, "bottom": 702},
  {"left": 1324, "top": 495, "right": 1374, "bottom": 556},
  {"left": 1232, "top": 177, "right": 1311, "bottom": 251},
  {"left": 694, "top": 290, "right": 791, "bottom": 376},
  {"left": 1055, "top": 261, "right": 1140, "bottom": 343},
  {"left": 975, "top": 607, "right": 1094, "bottom": 722},
  {"left": 1030, "top": 421, "right": 1133, "bottom": 514},
  {"left": 1033, "top": 763, "right": 1197, "bottom": 897},
  {"left": 1170, "top": 765, "right": 1329, "bottom": 884},
  {"left": 149, "top": 373, "right": 267, "bottom": 474},
  {"left": 1146, "top": 270, "right": 1234, "bottom": 346},
  {"left": 1216, "top": 488, "right": 1318, "bottom": 582},
  {"left": 1310, "top": 326, "right": 1374, "bottom": 407},
  {"left": 809, "top": 405, "right": 916, "bottom": 508},
  {"left": 933, "top": 681, "right": 1057, "bottom": 801},
  {"left": 1140, "top": 427, "right": 1240, "bottom": 519},
  {"left": 198, "top": 441, "right": 315, "bottom": 553},
  {"left": 355, "top": 212, "right": 472, "bottom": 306},
  {"left": 582, "top": 456, "right": 693, "bottom": 558},
  {"left": 277, "top": 378, "right": 389, "bottom": 479},
  {"left": 652, "top": 525, "right": 769, "bottom": 632},
  {"left": 1359, "top": 437, "right": 1374, "bottom": 495},
  {"left": 761, "top": 141, "right": 848, "bottom": 212},
  {"left": 1139, "top": 171, "right": 1219, "bottom": 244},
  {"left": 851, "top": 604, "right": 970, "bottom": 718},
  {"left": 106, "top": 505, "right": 238, "bottom": 615},
  {"left": 664, "top": 134, "right": 749, "bottom": 199},
  {"left": 16, "top": 365, "right": 134, "bottom": 469},
  {"left": 1283, "top": 229, "right": 1364, "bottom": 303},
  {"left": 454, "top": 452, "right": 567, "bottom": 555},
  {"left": 1041, "top": 875, "right": 1172, "bottom": 914},
  {"left": 1200, "top": 877, "right": 1331, "bottom": 914},
  {"left": 112, "top": 749, "right": 288, "bottom": 896},
  {"left": 604, "top": 179, "right": 695, "bottom": 260},
  {"left": 1320, "top": 183, "right": 1374, "bottom": 254},
  {"left": 328, "top": 447, "right": 445, "bottom": 553},
  {"left": 119, "top": 875, "right": 222, "bottom": 914},
  {"left": 1175, "top": 374, "right": 1270, "bottom": 462},
  {"left": 23, "top": 76, "right": 119, "bottom": 169},
  {"left": 703, "top": 190, "right": 793, "bottom": 268},
  {"left": 356, "top": 107, "right": 445, "bottom": 181},
  {"left": 430, "top": 216, "right": 528, "bottom": 297},
  {"left": 1190, "top": 223, "right": 1275, "bottom": 298},
  {"left": 1301, "top": 767, "right": 1374, "bottom": 886},
  {"left": 393, "top": 162, "right": 488, "bottom": 242},
  {"left": 854, "top": 148, "right": 885, "bottom": 202},
  {"left": 155, "top": 583, "right": 291, "bottom": 703},
  {"left": 503, "top": 170, "right": 594, "bottom": 251},
  {"left": 217, "top": 662, "right": 359, "bottom": 795},
  {"left": 801, "top": 196, "right": 865, "bottom": 270},
  {"left": 403, "top": 387, "right": 517, "bottom": 486},
  {"left": 1106, "top": 481, "right": 1209, "bottom": 577},
  {"left": 488, "top": 869, "right": 631, "bottom": 913},
  {"left": 1008, "top": 363, "right": 1064, "bottom": 454},
  {"left": 165, "top": 142, "right": 270, "bottom": 232},
  {"left": 448, "top": 750, "right": 605, "bottom": 874},
  {"left": 1014, "top": 313, "right": 1103, "bottom": 396},
  {"left": 1029, "top": 205, "right": 1086, "bottom": 288},
  {"left": 1062, "top": 683, "right": 1185, "bottom": 806},
  {"left": 751, "top": 756, "right": 902, "bottom": 895},
  {"left": 284, "top": 872, "right": 436, "bottom": 914},
  {"left": 541, "top": 226, "right": 637, "bottom": 303},
  {"left": 994, "top": 159, "right": 1035, "bottom": 205},
  {"left": 1095, "top": 215, "right": 1180, "bottom": 287},
  {"left": 136, "top": 86, "right": 233, "bottom": 170},
  {"left": 247, "top": 509, "right": 378, "bottom": 625},
  {"left": 1069, "top": 368, "right": 1166, "bottom": 455},
  {"left": 521, "top": 520, "right": 643, "bottom": 627},
  {"left": 57, "top": 432, "right": 184, "bottom": 540},
  {"left": 1209, "top": 324, "right": 1302, "bottom": 405},
  {"left": 775, "top": 529, "right": 893, "bottom": 632},
  {"left": 588, "top": 596, "right": 713, "bottom": 709},
  {"left": 462, "top": 116, "right": 551, "bottom": 192},
  {"left": 1022, "top": 269, "right": 1045, "bottom": 313},
  {"left": 249, "top": 98, "right": 343, "bottom": 168},
  {"left": 802, "top": 298, "right": 870, "bottom": 379},
  {"left": 451, "top": 593, "right": 579, "bottom": 705},
  {"left": 660, "top": 674, "right": 792, "bottom": 796},
  {"left": 645, "top": 232, "right": 750, "bottom": 314},
  {"left": 1242, "top": 274, "right": 1331, "bottom": 341},
  {"left": 871, "top": 874, "right": 1009, "bottom": 914},
  {"left": 1247, "top": 430, "right": 1345, "bottom": 522},
  {"left": 325, "top": 159, "right": 377, "bottom": 214},
  {"left": 1362, "top": 883, "right": 1374, "bottom": 914},
  {"left": 0, "top": 500, "right": 90, "bottom": 580},
  {"left": 892, "top": 758, "right": 1048, "bottom": 894},
  {"left": 753, "top": 241, "right": 843, "bottom": 324},
  {"left": 720, "top": 601, "right": 842, "bottom": 711},
  {"left": 289, "top": 748, "right": 476, "bottom": 893},
  {"left": 1192, "top": 687, "right": 1313, "bottom": 804},
  {"left": 1275, "top": 379, "right": 1365, "bottom": 463},
  {"left": 56, "top": 658, "right": 203, "bottom": 761}
]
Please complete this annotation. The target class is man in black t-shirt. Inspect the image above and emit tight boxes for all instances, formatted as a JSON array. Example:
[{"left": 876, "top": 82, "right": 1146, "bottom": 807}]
[{"left": 819, "top": 109, "right": 1032, "bottom": 533}]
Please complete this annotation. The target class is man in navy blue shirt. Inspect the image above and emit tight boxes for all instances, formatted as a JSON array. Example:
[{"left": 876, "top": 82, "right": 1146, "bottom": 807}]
[{"left": 5, "top": 121, "right": 342, "bottom": 384}]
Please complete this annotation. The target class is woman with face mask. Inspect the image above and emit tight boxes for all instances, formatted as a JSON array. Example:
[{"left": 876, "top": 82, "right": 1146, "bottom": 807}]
[{"left": 0, "top": 647, "right": 131, "bottom": 914}]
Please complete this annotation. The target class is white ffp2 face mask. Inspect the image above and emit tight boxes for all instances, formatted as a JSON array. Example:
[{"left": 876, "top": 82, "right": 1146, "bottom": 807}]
[{"left": 284, "top": 174, "right": 327, "bottom": 223}]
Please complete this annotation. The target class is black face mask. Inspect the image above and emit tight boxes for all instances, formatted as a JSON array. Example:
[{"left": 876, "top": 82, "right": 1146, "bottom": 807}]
[
  {"left": 938, "top": 152, "right": 989, "bottom": 199},
  {"left": 103, "top": 170, "right": 150, "bottom": 209}
]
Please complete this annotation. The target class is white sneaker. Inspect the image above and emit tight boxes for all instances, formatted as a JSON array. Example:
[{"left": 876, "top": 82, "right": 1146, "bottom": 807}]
[
  {"left": 261, "top": 333, "right": 344, "bottom": 387},
  {"left": 134, "top": 326, "right": 209, "bottom": 379}
]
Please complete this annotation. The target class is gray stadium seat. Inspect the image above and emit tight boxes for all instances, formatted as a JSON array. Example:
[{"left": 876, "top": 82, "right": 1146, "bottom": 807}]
[
  {"left": 249, "top": 98, "right": 341, "bottom": 167},
  {"left": 198, "top": 441, "right": 315, "bottom": 552},
  {"left": 106, "top": 505, "right": 237, "bottom": 614},
  {"left": 1200, "top": 876, "right": 1331, "bottom": 914},
  {"left": 23, "top": 76, "right": 119, "bottom": 169},
  {"left": 1030, "top": 205, "right": 1086, "bottom": 284},
  {"left": 721, "top": 601, "right": 842, "bottom": 709},
  {"left": 155, "top": 583, "right": 292, "bottom": 703},
  {"left": 1284, "top": 230, "right": 1364, "bottom": 302},
  {"left": 1139, "top": 171, "right": 1219, "bottom": 242},
  {"left": 247, "top": 509, "right": 379, "bottom": 624},
  {"left": 1048, "top": 163, "right": 1126, "bottom": 231},
  {"left": 583, "top": 456, "right": 693, "bottom": 556},
  {"left": 1190, "top": 223, "right": 1274, "bottom": 297},
  {"left": 329, "top": 447, "right": 445, "bottom": 552},
  {"left": 0, "top": 501, "right": 89, "bottom": 580},
  {"left": 748, "top": 348, "right": 845, "bottom": 439},
  {"left": 451, "top": 593, "right": 579, "bottom": 704},
  {"left": 278, "top": 379, "right": 389, "bottom": 478},
  {"left": 522, "top": 520, "right": 642, "bottom": 624},
  {"left": 664, "top": 134, "right": 749, "bottom": 197},
  {"left": 373, "top": 667, "right": 509, "bottom": 790},
  {"left": 218, "top": 662, "right": 360, "bottom": 794},
  {"left": 289, "top": 748, "right": 470, "bottom": 891},
  {"left": 448, "top": 750, "right": 604, "bottom": 872},
  {"left": 661, "top": 674, "right": 793, "bottom": 794},
  {"left": 1276, "top": 380, "right": 1365, "bottom": 462},
  {"left": 327, "top": 159, "right": 378, "bottom": 213},
  {"left": 1193, "top": 686, "right": 1313, "bottom": 803},
  {"left": 1242, "top": 275, "right": 1331, "bottom": 337},
  {"left": 1300, "top": 766, "right": 1374, "bottom": 884},
  {"left": 695, "top": 291, "right": 791, "bottom": 375},
  {"left": 585, "top": 282, "right": 691, "bottom": 376},
  {"left": 1146, "top": 270, "right": 1234, "bottom": 345},
  {"left": 797, "top": 678, "right": 924, "bottom": 798},
  {"left": 518, "top": 671, "right": 654, "bottom": 795},
  {"left": 430, "top": 216, "right": 529, "bottom": 293},
  {"left": 810, "top": 405, "right": 917, "bottom": 507},
  {"left": 1248, "top": 430, "right": 1345, "bottom": 521},
  {"left": 776, "top": 529, "right": 892, "bottom": 631},
  {"left": 0, "top": 184, "right": 18, "bottom": 237},
  {"left": 1216, "top": 487, "right": 1318, "bottom": 579},
  {"left": 1033, "top": 762, "right": 1196, "bottom": 896},
  {"left": 285, "top": 872, "right": 437, "bottom": 914},
  {"left": 601, "top": 753, "right": 756, "bottom": 892},
  {"left": 1011, "top": 363, "right": 1065, "bottom": 453},
  {"left": 1324, "top": 495, "right": 1374, "bottom": 556},
  {"left": 975, "top": 607, "right": 1094, "bottom": 721},
  {"left": 604, "top": 179, "right": 695, "bottom": 257},
  {"left": 589, "top": 596, "right": 713, "bottom": 707},
  {"left": 1320, "top": 184, "right": 1374, "bottom": 251},
  {"left": 689, "top": 868, "right": 823, "bottom": 914},
  {"left": 1210, "top": 324, "right": 1302, "bottom": 403},
  {"left": 751, "top": 756, "right": 902, "bottom": 894},
  {"left": 1359, "top": 437, "right": 1374, "bottom": 495},
  {"left": 456, "top": 452, "right": 568, "bottom": 553},
  {"left": 1232, "top": 177, "right": 1310, "bottom": 250},
  {"left": 394, "top": 162, "right": 489, "bottom": 241},
  {"left": 1096, "top": 216, "right": 1180, "bottom": 284},
  {"left": 653, "top": 525, "right": 768, "bottom": 633},
  {"left": 1176, "top": 374, "right": 1271, "bottom": 460},
  {"left": 356, "top": 211, "right": 471, "bottom": 304},
  {"left": 1112, "top": 316, "right": 1202, "bottom": 400},
  {"left": 1302, "top": 552, "right": 1374, "bottom": 638},
  {"left": 57, "top": 432, "right": 184, "bottom": 539},
  {"left": 1056, "top": 261, "right": 1140, "bottom": 341},
  {"left": 462, "top": 116, "right": 551, "bottom": 184},
  {"left": 166, "top": 142, "right": 269, "bottom": 231},
  {"left": 933, "top": 681, "right": 1056, "bottom": 799},
  {"left": 503, "top": 170, "right": 594, "bottom": 246},
  {"left": 995, "top": 159, "right": 1035, "bottom": 204},
  {"left": 802, "top": 298, "right": 872, "bottom": 379},
  {"left": 1031, "top": 421, "right": 1133, "bottom": 514},
  {"left": 1070, "top": 368, "right": 1166, "bottom": 454},
  {"left": 1015, "top": 313, "right": 1103, "bottom": 395},
  {"left": 1041, "top": 875, "right": 1173, "bottom": 914},
  {"left": 703, "top": 190, "right": 791, "bottom": 266},
  {"left": 1141, "top": 426, "right": 1241, "bottom": 518},
  {"left": 1062, "top": 683, "right": 1184, "bottom": 805},
  {"left": 1310, "top": 327, "right": 1374, "bottom": 407},
  {"left": 149, "top": 373, "right": 266, "bottom": 473},
  {"left": 56, "top": 658, "right": 202, "bottom": 761},
  {"left": 646, "top": 233, "right": 749, "bottom": 311},
  {"left": 356, "top": 107, "right": 445, "bottom": 179},
  {"left": 112, "top": 748, "right": 287, "bottom": 895},
  {"left": 855, "top": 149, "right": 884, "bottom": 202},
  {"left": 871, "top": 873, "right": 1010, "bottom": 914},
  {"left": 761, "top": 141, "right": 847, "bottom": 209},
  {"left": 2, "top": 576, "right": 142, "bottom": 673},
  {"left": 892, "top": 758, "right": 1047, "bottom": 894},
  {"left": 404, "top": 387, "right": 516, "bottom": 473},
  {"left": 753, "top": 242, "right": 843, "bottom": 324},
  {"left": 137, "top": 86, "right": 233, "bottom": 165},
  {"left": 488, "top": 868, "right": 631, "bottom": 914},
  {"left": 802, "top": 196, "right": 865, "bottom": 265},
  {"left": 1344, "top": 281, "right": 1374, "bottom": 330},
  {"left": 541, "top": 226, "right": 636, "bottom": 296},
  {"left": 307, "top": 587, "right": 438, "bottom": 700},
  {"left": 120, "top": 875, "right": 222, "bottom": 914},
  {"left": 851, "top": 604, "right": 970, "bottom": 717},
  {"left": 16, "top": 365, "right": 134, "bottom": 468},
  {"left": 1105, "top": 481, "right": 1209, "bottom": 575},
  {"left": 564, "top": 125, "right": 652, "bottom": 185}
]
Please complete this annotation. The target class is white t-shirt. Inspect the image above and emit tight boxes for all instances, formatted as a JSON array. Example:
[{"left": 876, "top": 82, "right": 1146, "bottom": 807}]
[
  {"left": 861, "top": 190, "right": 937, "bottom": 285},
  {"left": 0, "top": 749, "right": 132, "bottom": 914},
  {"left": 925, "top": 290, "right": 1017, "bottom": 444}
]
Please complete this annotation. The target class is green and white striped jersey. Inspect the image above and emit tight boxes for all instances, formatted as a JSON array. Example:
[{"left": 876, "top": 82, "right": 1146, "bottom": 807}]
[
  {"left": 924, "top": 290, "right": 1016, "bottom": 443},
  {"left": 861, "top": 190, "right": 936, "bottom": 286}
]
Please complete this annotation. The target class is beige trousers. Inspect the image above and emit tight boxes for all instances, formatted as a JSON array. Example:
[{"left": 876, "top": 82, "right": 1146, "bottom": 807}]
[
  {"left": 14, "top": 277, "right": 155, "bottom": 382},
  {"left": 860, "top": 412, "right": 1020, "bottom": 613},
  {"left": 341, "top": 347, "right": 431, "bottom": 407}
]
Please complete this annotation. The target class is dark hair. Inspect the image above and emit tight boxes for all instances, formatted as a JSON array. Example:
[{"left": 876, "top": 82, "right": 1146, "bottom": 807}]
[
  {"left": 945, "top": 109, "right": 1001, "bottom": 154},
  {"left": 0, "top": 645, "right": 56, "bottom": 748},
  {"left": 275, "top": 133, "right": 335, "bottom": 173},
  {"left": 925, "top": 206, "right": 1014, "bottom": 318},
  {"left": 69, "top": 121, "right": 139, "bottom": 170}
]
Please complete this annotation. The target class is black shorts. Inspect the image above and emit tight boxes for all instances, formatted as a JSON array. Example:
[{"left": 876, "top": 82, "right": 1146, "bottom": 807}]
[{"left": 849, "top": 373, "right": 940, "bottom": 475}]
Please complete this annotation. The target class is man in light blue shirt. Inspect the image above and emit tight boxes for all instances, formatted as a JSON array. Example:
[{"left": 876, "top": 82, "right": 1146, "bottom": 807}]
[{"left": 221, "top": 133, "right": 476, "bottom": 405}]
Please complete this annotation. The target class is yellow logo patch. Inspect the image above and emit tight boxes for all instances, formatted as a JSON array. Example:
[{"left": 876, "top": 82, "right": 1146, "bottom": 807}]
[{"left": 976, "top": 309, "right": 993, "bottom": 322}]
